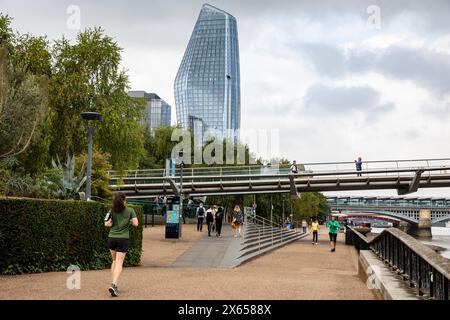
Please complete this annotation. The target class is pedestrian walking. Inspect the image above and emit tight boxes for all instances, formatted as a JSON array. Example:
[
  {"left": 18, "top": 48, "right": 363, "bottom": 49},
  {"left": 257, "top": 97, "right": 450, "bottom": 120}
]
[
  {"left": 233, "top": 205, "right": 244, "bottom": 237},
  {"left": 301, "top": 219, "right": 307, "bottom": 233},
  {"left": 215, "top": 206, "right": 224, "bottom": 237},
  {"left": 205, "top": 205, "right": 215, "bottom": 237},
  {"left": 196, "top": 203, "right": 205, "bottom": 231},
  {"left": 327, "top": 216, "right": 340, "bottom": 252},
  {"left": 187, "top": 198, "right": 195, "bottom": 218},
  {"left": 311, "top": 218, "right": 320, "bottom": 245},
  {"left": 355, "top": 157, "right": 362, "bottom": 177},
  {"left": 104, "top": 192, "right": 139, "bottom": 297}
]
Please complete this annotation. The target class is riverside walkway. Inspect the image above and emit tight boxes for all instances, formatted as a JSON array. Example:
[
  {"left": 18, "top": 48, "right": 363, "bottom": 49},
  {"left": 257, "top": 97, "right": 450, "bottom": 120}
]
[{"left": 0, "top": 225, "right": 377, "bottom": 300}]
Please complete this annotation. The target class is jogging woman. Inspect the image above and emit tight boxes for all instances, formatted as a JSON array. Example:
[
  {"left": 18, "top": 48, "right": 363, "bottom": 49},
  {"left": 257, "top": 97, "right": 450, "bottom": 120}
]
[
  {"left": 327, "top": 216, "right": 340, "bottom": 252},
  {"left": 104, "top": 192, "right": 139, "bottom": 297}
]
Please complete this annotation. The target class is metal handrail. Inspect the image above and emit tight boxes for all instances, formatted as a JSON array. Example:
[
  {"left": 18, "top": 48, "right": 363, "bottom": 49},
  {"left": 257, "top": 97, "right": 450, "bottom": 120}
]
[
  {"left": 108, "top": 158, "right": 450, "bottom": 178},
  {"left": 243, "top": 210, "right": 301, "bottom": 251},
  {"left": 345, "top": 226, "right": 450, "bottom": 299},
  {"left": 110, "top": 165, "right": 450, "bottom": 182}
]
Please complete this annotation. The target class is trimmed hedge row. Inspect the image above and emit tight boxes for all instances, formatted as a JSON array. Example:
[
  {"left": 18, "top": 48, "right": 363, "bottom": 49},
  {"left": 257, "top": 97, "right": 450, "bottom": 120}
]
[{"left": 0, "top": 197, "right": 143, "bottom": 275}]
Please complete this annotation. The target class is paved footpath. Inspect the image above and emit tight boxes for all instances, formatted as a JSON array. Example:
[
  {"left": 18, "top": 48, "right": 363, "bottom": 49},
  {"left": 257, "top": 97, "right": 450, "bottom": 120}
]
[
  {"left": 172, "top": 224, "right": 243, "bottom": 268},
  {"left": 0, "top": 225, "right": 378, "bottom": 300}
]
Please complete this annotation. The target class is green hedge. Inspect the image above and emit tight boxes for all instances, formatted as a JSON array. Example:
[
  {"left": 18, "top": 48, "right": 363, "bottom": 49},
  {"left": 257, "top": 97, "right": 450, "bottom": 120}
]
[{"left": 0, "top": 197, "right": 143, "bottom": 275}]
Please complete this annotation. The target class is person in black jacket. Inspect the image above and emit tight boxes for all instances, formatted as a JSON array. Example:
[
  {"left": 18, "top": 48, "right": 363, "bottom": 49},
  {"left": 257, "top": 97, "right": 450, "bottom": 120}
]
[
  {"left": 215, "top": 206, "right": 224, "bottom": 237},
  {"left": 205, "top": 205, "right": 216, "bottom": 237}
]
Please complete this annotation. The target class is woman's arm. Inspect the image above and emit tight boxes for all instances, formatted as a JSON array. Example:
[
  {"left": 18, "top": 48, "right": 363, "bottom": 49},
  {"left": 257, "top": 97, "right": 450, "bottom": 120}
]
[{"left": 105, "top": 219, "right": 113, "bottom": 228}]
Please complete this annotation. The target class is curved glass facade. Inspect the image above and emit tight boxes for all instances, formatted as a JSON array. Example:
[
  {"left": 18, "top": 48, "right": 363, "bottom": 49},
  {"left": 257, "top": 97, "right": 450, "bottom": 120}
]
[{"left": 174, "top": 4, "right": 240, "bottom": 143}]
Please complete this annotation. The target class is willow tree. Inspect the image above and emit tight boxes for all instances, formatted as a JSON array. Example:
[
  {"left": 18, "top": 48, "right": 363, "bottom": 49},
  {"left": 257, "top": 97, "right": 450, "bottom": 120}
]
[
  {"left": 0, "top": 39, "right": 48, "bottom": 159},
  {"left": 48, "top": 27, "right": 146, "bottom": 172}
]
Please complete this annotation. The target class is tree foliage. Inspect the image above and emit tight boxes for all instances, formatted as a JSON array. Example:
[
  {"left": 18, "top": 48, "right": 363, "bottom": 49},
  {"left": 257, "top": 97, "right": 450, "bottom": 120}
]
[
  {"left": 0, "top": 39, "right": 49, "bottom": 159},
  {"left": 292, "top": 192, "right": 330, "bottom": 221},
  {"left": 76, "top": 151, "right": 112, "bottom": 199},
  {"left": 47, "top": 27, "right": 146, "bottom": 171}
]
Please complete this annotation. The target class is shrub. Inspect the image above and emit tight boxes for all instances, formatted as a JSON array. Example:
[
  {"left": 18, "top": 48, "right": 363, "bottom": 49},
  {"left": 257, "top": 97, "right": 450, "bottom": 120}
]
[
  {"left": 76, "top": 151, "right": 112, "bottom": 199},
  {"left": 0, "top": 197, "right": 143, "bottom": 274}
]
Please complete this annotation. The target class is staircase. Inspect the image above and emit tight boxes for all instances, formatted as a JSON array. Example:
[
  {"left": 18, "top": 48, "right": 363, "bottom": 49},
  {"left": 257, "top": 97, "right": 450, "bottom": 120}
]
[{"left": 235, "top": 212, "right": 308, "bottom": 265}]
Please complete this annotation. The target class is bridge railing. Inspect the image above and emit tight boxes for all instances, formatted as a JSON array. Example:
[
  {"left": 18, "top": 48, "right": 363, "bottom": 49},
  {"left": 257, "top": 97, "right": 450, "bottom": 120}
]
[
  {"left": 345, "top": 226, "right": 450, "bottom": 300},
  {"left": 108, "top": 157, "right": 450, "bottom": 180}
]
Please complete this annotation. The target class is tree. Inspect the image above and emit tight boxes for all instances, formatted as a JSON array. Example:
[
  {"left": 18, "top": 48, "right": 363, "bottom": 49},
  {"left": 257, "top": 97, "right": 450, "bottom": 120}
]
[
  {"left": 47, "top": 28, "right": 146, "bottom": 172},
  {"left": 0, "top": 39, "right": 49, "bottom": 159},
  {"left": 76, "top": 151, "right": 112, "bottom": 199},
  {"left": 292, "top": 192, "right": 330, "bottom": 221}
]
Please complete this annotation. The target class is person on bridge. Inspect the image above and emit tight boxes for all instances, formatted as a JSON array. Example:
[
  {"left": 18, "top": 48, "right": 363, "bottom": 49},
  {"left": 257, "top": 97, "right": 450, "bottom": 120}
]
[
  {"left": 290, "top": 160, "right": 298, "bottom": 174},
  {"left": 327, "top": 216, "right": 341, "bottom": 252},
  {"left": 215, "top": 206, "right": 224, "bottom": 237},
  {"left": 233, "top": 205, "right": 244, "bottom": 237},
  {"left": 196, "top": 203, "right": 205, "bottom": 232},
  {"left": 205, "top": 205, "right": 216, "bottom": 237},
  {"left": 311, "top": 218, "right": 320, "bottom": 245},
  {"left": 104, "top": 192, "right": 139, "bottom": 297},
  {"left": 355, "top": 157, "right": 363, "bottom": 176}
]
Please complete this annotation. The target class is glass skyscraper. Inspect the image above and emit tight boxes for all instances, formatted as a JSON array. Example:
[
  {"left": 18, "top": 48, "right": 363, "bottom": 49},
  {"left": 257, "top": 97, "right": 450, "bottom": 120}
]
[
  {"left": 128, "top": 91, "right": 171, "bottom": 135},
  {"left": 174, "top": 4, "right": 241, "bottom": 144}
]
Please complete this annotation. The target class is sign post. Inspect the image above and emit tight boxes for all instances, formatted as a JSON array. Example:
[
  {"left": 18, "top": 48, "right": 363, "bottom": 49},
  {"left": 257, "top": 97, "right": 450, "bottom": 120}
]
[{"left": 165, "top": 196, "right": 181, "bottom": 239}]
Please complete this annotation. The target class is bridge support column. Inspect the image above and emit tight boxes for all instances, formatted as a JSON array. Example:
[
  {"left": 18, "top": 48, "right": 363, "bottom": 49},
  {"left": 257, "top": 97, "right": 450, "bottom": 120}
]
[
  {"left": 409, "top": 209, "right": 432, "bottom": 238},
  {"left": 398, "top": 221, "right": 410, "bottom": 234}
]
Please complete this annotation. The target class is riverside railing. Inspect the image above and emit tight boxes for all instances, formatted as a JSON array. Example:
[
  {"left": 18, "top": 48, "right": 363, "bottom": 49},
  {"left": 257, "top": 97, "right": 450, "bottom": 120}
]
[
  {"left": 108, "top": 158, "right": 450, "bottom": 179},
  {"left": 345, "top": 226, "right": 450, "bottom": 300}
]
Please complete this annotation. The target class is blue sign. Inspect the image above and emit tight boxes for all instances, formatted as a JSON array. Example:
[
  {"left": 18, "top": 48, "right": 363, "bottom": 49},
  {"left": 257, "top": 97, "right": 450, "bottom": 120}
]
[{"left": 166, "top": 210, "right": 179, "bottom": 224}]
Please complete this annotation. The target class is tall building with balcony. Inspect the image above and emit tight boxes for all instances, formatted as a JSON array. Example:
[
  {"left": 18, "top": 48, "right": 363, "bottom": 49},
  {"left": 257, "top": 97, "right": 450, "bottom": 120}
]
[
  {"left": 174, "top": 3, "right": 241, "bottom": 145},
  {"left": 128, "top": 91, "right": 171, "bottom": 134}
]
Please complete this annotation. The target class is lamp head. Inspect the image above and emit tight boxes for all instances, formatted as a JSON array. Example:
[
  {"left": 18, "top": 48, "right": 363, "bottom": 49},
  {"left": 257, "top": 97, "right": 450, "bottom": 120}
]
[{"left": 81, "top": 112, "right": 102, "bottom": 122}]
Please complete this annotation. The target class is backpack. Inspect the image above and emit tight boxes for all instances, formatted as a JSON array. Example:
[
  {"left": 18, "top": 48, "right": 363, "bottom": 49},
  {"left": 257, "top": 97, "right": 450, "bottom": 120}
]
[
  {"left": 206, "top": 210, "right": 213, "bottom": 222},
  {"left": 197, "top": 206, "right": 205, "bottom": 217},
  {"left": 215, "top": 210, "right": 223, "bottom": 220}
]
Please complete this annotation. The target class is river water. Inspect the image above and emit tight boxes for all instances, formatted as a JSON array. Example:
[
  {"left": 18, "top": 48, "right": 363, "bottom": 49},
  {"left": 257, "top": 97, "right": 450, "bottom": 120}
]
[{"left": 371, "top": 227, "right": 450, "bottom": 260}]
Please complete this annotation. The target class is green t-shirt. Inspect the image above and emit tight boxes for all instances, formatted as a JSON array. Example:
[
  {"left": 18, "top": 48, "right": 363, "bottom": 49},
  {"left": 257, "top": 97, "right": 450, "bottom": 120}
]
[
  {"left": 327, "top": 220, "right": 340, "bottom": 234},
  {"left": 108, "top": 207, "right": 137, "bottom": 239}
]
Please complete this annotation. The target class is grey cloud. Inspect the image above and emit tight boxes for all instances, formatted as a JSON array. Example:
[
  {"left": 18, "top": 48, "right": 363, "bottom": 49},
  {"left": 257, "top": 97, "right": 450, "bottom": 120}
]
[
  {"left": 298, "top": 42, "right": 450, "bottom": 96},
  {"left": 303, "top": 84, "right": 395, "bottom": 123},
  {"left": 4, "top": 0, "right": 450, "bottom": 49},
  {"left": 304, "top": 84, "right": 381, "bottom": 112},
  {"left": 349, "top": 46, "right": 450, "bottom": 96},
  {"left": 297, "top": 43, "right": 346, "bottom": 78}
]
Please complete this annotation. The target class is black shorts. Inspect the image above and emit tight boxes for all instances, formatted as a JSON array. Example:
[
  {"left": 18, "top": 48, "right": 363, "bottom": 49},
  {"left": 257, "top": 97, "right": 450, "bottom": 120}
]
[
  {"left": 107, "top": 238, "right": 130, "bottom": 253},
  {"left": 329, "top": 233, "right": 337, "bottom": 243}
]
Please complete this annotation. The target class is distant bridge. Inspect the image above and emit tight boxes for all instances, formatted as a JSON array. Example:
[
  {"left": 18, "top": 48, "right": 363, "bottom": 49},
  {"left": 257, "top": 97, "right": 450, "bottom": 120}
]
[{"left": 327, "top": 195, "right": 450, "bottom": 224}]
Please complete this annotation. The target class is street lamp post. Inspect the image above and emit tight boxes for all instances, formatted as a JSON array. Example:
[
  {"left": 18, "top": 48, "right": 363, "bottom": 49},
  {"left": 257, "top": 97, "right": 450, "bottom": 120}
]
[
  {"left": 179, "top": 150, "right": 185, "bottom": 227},
  {"left": 80, "top": 112, "right": 102, "bottom": 201}
]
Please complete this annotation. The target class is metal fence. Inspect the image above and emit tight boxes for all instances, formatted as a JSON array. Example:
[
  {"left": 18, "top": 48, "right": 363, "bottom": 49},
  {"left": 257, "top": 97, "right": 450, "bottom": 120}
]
[{"left": 345, "top": 227, "right": 450, "bottom": 300}]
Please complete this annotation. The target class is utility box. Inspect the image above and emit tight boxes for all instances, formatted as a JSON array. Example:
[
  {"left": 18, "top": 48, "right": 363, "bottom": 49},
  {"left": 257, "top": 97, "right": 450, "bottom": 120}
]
[{"left": 165, "top": 196, "right": 181, "bottom": 239}]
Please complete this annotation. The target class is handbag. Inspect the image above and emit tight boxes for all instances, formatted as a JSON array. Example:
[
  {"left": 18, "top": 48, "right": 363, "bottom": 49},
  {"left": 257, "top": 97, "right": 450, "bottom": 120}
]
[{"left": 231, "top": 217, "right": 237, "bottom": 229}]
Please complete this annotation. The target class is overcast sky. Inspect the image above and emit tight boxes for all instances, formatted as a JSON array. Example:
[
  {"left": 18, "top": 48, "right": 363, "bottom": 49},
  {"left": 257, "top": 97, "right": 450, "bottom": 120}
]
[{"left": 2, "top": 0, "right": 450, "bottom": 197}]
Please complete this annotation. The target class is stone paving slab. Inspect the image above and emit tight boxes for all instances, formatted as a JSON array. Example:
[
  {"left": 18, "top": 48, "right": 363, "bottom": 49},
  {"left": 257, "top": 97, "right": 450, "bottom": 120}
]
[{"left": 171, "top": 225, "right": 243, "bottom": 268}]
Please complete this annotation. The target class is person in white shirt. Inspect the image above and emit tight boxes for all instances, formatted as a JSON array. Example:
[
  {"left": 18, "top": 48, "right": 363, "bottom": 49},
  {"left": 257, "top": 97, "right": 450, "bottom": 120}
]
[{"left": 290, "top": 160, "right": 298, "bottom": 174}]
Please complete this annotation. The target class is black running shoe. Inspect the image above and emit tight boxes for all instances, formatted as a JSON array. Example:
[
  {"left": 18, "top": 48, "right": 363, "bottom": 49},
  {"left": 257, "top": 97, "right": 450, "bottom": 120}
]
[{"left": 109, "top": 284, "right": 118, "bottom": 297}]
